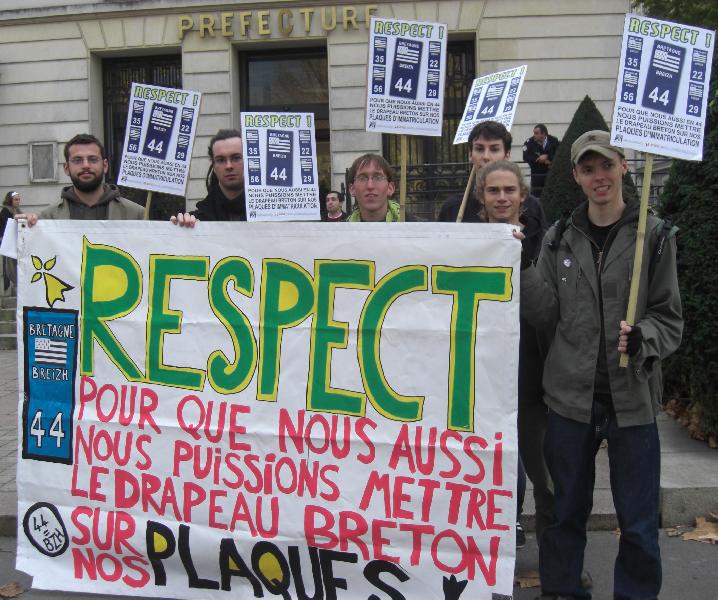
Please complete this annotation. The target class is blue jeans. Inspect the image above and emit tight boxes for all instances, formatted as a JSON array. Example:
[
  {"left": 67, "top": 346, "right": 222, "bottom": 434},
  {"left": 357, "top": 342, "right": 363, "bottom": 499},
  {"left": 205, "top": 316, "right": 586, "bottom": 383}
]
[{"left": 539, "top": 400, "right": 661, "bottom": 599}]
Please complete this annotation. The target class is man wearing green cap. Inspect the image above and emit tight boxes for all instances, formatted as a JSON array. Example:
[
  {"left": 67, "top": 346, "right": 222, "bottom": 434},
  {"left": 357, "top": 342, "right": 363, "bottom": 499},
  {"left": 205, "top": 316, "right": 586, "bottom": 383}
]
[{"left": 519, "top": 130, "right": 683, "bottom": 599}]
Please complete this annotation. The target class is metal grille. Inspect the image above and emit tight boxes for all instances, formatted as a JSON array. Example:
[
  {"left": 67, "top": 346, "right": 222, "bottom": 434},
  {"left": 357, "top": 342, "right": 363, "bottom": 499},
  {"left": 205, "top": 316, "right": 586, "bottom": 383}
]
[{"left": 102, "top": 56, "right": 184, "bottom": 220}]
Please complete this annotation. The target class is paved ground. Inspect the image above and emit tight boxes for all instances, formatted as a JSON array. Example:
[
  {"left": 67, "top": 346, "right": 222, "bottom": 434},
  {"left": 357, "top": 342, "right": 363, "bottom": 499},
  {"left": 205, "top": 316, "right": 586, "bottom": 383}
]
[{"left": 0, "top": 345, "right": 716, "bottom": 598}]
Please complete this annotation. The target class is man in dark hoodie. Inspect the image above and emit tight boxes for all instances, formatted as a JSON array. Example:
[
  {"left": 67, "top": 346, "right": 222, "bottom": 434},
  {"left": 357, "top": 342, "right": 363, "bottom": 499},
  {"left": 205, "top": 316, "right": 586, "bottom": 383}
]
[
  {"left": 474, "top": 160, "right": 552, "bottom": 551},
  {"left": 25, "top": 133, "right": 143, "bottom": 223}
]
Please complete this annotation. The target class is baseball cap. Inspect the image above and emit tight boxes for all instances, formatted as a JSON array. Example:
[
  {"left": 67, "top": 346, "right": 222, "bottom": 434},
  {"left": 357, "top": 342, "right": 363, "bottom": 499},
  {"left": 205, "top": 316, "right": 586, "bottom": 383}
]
[{"left": 571, "top": 130, "right": 625, "bottom": 164}]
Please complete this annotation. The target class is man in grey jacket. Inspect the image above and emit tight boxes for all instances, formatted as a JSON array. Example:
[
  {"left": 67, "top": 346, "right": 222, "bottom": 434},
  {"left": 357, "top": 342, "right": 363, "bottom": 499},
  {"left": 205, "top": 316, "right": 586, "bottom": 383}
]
[
  {"left": 25, "top": 133, "right": 144, "bottom": 224},
  {"left": 520, "top": 131, "right": 683, "bottom": 600}
]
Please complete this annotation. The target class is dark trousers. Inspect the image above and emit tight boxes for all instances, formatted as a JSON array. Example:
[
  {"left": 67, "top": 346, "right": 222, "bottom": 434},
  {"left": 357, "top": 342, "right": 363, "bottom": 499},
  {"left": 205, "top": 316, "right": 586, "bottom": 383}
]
[
  {"left": 539, "top": 401, "right": 661, "bottom": 599},
  {"left": 518, "top": 395, "right": 554, "bottom": 539}
]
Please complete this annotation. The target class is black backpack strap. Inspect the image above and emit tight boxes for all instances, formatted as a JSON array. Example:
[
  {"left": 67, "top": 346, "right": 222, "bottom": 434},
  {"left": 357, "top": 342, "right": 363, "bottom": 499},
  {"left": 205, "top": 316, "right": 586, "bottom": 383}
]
[
  {"left": 648, "top": 217, "right": 676, "bottom": 281},
  {"left": 548, "top": 212, "right": 571, "bottom": 251}
]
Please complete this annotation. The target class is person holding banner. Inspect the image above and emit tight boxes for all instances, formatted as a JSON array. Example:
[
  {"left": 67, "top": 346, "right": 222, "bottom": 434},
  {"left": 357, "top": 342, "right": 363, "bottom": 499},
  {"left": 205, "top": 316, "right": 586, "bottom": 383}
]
[
  {"left": 346, "top": 154, "right": 420, "bottom": 222},
  {"left": 474, "top": 160, "right": 554, "bottom": 550},
  {"left": 438, "top": 121, "right": 546, "bottom": 227},
  {"left": 22, "top": 134, "right": 144, "bottom": 224},
  {"left": 172, "top": 129, "right": 246, "bottom": 226},
  {"left": 519, "top": 131, "right": 683, "bottom": 600}
]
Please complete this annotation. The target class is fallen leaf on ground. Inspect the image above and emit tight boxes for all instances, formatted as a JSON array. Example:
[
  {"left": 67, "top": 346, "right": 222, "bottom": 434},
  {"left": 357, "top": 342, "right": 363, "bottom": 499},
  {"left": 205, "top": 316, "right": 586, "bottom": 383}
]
[
  {"left": 665, "top": 527, "right": 683, "bottom": 537},
  {"left": 0, "top": 581, "right": 24, "bottom": 598},
  {"left": 709, "top": 512, "right": 718, "bottom": 521},
  {"left": 514, "top": 570, "right": 540, "bottom": 588},
  {"left": 682, "top": 518, "right": 718, "bottom": 544}
]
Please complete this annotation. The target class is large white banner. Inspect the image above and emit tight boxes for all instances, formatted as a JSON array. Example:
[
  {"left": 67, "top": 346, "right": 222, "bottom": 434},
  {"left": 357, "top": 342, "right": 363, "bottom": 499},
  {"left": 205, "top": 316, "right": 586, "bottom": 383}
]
[
  {"left": 117, "top": 83, "right": 202, "bottom": 196},
  {"left": 365, "top": 17, "right": 448, "bottom": 136},
  {"left": 611, "top": 13, "right": 715, "bottom": 160},
  {"left": 16, "top": 221, "right": 519, "bottom": 599}
]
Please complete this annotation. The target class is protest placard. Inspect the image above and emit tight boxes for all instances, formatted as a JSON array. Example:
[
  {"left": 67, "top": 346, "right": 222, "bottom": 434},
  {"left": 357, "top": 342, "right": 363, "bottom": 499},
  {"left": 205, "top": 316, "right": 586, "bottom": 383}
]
[
  {"left": 611, "top": 13, "right": 715, "bottom": 161},
  {"left": 365, "top": 17, "right": 448, "bottom": 137},
  {"left": 240, "top": 112, "right": 320, "bottom": 221},
  {"left": 15, "top": 221, "right": 520, "bottom": 599},
  {"left": 453, "top": 65, "right": 528, "bottom": 144},
  {"left": 117, "top": 83, "right": 202, "bottom": 196}
]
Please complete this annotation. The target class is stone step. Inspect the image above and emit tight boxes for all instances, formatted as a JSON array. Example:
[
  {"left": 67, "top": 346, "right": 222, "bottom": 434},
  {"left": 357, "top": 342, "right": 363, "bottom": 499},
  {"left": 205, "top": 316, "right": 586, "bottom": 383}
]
[
  {"left": 1, "top": 296, "right": 16, "bottom": 309},
  {"left": 0, "top": 334, "right": 17, "bottom": 350},
  {"left": 0, "top": 322, "right": 16, "bottom": 335},
  {"left": 0, "top": 308, "right": 15, "bottom": 322}
]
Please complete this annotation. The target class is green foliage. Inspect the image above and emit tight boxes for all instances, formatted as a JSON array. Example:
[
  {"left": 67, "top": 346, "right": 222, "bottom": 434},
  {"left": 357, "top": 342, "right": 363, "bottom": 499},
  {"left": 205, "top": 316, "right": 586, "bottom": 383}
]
[
  {"left": 540, "top": 96, "right": 638, "bottom": 224},
  {"left": 632, "top": 0, "right": 718, "bottom": 30},
  {"left": 657, "top": 54, "right": 718, "bottom": 437}
]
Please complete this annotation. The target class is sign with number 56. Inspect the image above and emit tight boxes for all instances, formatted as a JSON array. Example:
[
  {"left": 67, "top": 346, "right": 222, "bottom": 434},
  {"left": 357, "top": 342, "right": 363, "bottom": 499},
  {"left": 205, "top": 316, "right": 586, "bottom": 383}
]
[
  {"left": 118, "top": 82, "right": 202, "bottom": 196},
  {"left": 611, "top": 13, "right": 714, "bottom": 161}
]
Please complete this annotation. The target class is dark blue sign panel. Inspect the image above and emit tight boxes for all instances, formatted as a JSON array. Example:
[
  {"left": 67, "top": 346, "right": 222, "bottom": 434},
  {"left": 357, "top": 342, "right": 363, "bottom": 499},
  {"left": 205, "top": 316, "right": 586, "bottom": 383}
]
[
  {"left": 686, "top": 82, "right": 704, "bottom": 117},
  {"left": 246, "top": 129, "right": 261, "bottom": 186},
  {"left": 641, "top": 40, "right": 685, "bottom": 114},
  {"left": 621, "top": 69, "right": 640, "bottom": 104},
  {"left": 23, "top": 308, "right": 78, "bottom": 464},
  {"left": 503, "top": 77, "right": 521, "bottom": 114},
  {"left": 372, "top": 66, "right": 386, "bottom": 95},
  {"left": 477, "top": 81, "right": 507, "bottom": 119},
  {"left": 142, "top": 102, "right": 176, "bottom": 160},
  {"left": 464, "top": 86, "right": 483, "bottom": 122},
  {"left": 299, "top": 130, "right": 314, "bottom": 185},
  {"left": 690, "top": 49, "right": 708, "bottom": 83},
  {"left": 126, "top": 100, "right": 144, "bottom": 154},
  {"left": 625, "top": 35, "right": 643, "bottom": 69},
  {"left": 373, "top": 36, "right": 387, "bottom": 66},
  {"left": 390, "top": 38, "right": 423, "bottom": 99},
  {"left": 266, "top": 129, "right": 293, "bottom": 187}
]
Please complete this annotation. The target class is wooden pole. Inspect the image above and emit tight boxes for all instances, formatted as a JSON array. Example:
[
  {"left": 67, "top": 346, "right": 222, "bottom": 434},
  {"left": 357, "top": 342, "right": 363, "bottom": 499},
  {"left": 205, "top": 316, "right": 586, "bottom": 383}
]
[
  {"left": 399, "top": 134, "right": 407, "bottom": 222},
  {"left": 143, "top": 191, "right": 153, "bottom": 221},
  {"left": 620, "top": 153, "right": 654, "bottom": 368},
  {"left": 456, "top": 165, "right": 477, "bottom": 223}
]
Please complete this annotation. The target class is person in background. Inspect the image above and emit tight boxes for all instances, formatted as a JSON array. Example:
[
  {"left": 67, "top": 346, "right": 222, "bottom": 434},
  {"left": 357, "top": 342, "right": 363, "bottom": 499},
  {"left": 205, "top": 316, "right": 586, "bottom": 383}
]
[
  {"left": 1, "top": 191, "right": 21, "bottom": 291},
  {"left": 323, "top": 190, "right": 347, "bottom": 222},
  {"left": 522, "top": 123, "right": 560, "bottom": 197}
]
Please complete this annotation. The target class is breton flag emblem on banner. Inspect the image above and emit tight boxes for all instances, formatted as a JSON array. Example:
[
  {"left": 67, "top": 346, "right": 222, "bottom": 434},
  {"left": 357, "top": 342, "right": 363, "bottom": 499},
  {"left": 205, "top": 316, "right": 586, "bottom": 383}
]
[{"left": 34, "top": 338, "right": 67, "bottom": 365}]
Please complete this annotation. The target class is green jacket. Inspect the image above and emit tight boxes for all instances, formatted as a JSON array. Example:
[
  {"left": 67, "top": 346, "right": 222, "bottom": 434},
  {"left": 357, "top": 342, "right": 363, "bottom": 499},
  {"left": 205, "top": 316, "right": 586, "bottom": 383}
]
[
  {"left": 520, "top": 200, "right": 683, "bottom": 427},
  {"left": 40, "top": 185, "right": 144, "bottom": 220}
]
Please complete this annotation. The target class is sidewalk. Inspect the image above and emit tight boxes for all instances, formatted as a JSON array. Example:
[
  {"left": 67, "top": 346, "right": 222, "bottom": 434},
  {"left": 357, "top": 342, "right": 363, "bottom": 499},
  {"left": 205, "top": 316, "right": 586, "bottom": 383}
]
[{"left": 0, "top": 347, "right": 717, "bottom": 537}]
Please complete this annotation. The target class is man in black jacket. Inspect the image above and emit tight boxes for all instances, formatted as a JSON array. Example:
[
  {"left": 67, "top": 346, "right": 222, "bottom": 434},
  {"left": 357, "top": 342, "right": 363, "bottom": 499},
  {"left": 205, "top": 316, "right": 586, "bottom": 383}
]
[
  {"left": 522, "top": 123, "right": 559, "bottom": 197},
  {"left": 172, "top": 129, "right": 247, "bottom": 225}
]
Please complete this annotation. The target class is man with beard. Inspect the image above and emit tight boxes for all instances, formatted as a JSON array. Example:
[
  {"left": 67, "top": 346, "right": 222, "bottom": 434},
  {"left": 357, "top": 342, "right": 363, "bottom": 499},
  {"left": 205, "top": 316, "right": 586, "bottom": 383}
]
[
  {"left": 25, "top": 133, "right": 143, "bottom": 223},
  {"left": 172, "top": 129, "right": 246, "bottom": 226}
]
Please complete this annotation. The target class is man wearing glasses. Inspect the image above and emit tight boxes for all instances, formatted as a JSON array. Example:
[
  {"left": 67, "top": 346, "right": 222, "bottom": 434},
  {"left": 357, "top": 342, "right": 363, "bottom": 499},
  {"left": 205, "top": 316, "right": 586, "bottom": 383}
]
[
  {"left": 173, "top": 129, "right": 246, "bottom": 226},
  {"left": 346, "top": 153, "right": 420, "bottom": 222},
  {"left": 26, "top": 133, "right": 144, "bottom": 223}
]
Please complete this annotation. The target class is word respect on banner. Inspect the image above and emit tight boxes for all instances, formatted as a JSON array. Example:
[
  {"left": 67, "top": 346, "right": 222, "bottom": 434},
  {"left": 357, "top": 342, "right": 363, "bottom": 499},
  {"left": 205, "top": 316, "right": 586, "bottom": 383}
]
[{"left": 80, "top": 239, "right": 512, "bottom": 432}]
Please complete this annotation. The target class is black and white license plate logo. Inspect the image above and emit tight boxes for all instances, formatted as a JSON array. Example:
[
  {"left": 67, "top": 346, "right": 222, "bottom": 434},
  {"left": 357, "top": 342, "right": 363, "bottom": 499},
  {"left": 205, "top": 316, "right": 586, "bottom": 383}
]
[
  {"left": 142, "top": 102, "right": 176, "bottom": 159},
  {"left": 390, "top": 38, "right": 423, "bottom": 99},
  {"left": 23, "top": 502, "right": 68, "bottom": 557},
  {"left": 641, "top": 40, "right": 685, "bottom": 114},
  {"left": 266, "top": 130, "right": 293, "bottom": 187}
]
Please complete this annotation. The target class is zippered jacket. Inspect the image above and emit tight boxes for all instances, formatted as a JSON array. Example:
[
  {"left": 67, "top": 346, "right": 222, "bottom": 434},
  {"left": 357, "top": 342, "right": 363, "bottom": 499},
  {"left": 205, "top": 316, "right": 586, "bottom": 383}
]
[{"left": 520, "top": 200, "right": 683, "bottom": 427}]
